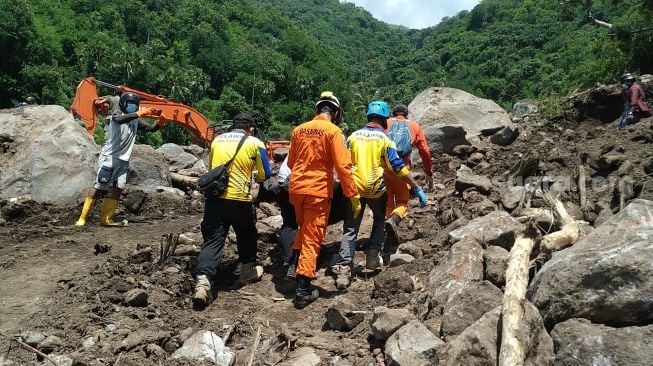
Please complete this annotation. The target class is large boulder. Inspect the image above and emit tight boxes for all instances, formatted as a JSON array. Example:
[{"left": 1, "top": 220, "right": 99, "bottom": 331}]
[
  {"left": 455, "top": 165, "right": 492, "bottom": 194},
  {"left": 156, "top": 143, "right": 199, "bottom": 171},
  {"left": 129, "top": 145, "right": 170, "bottom": 190},
  {"left": 528, "top": 199, "right": 653, "bottom": 328},
  {"left": 0, "top": 105, "right": 98, "bottom": 203},
  {"left": 448, "top": 211, "right": 524, "bottom": 249},
  {"left": 442, "top": 303, "right": 553, "bottom": 366},
  {"left": 440, "top": 281, "right": 503, "bottom": 339},
  {"left": 419, "top": 124, "right": 470, "bottom": 156},
  {"left": 408, "top": 87, "right": 512, "bottom": 143},
  {"left": 428, "top": 238, "right": 484, "bottom": 301},
  {"left": 551, "top": 318, "right": 653, "bottom": 366},
  {"left": 369, "top": 306, "right": 417, "bottom": 340},
  {"left": 510, "top": 99, "right": 539, "bottom": 119}
]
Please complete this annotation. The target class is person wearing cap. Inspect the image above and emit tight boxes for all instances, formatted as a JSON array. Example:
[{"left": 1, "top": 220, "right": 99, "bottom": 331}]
[
  {"left": 193, "top": 112, "right": 272, "bottom": 309},
  {"left": 619, "top": 73, "right": 651, "bottom": 130},
  {"left": 286, "top": 91, "right": 360, "bottom": 309},
  {"left": 330, "top": 101, "right": 426, "bottom": 289},
  {"left": 383, "top": 104, "right": 433, "bottom": 254}
]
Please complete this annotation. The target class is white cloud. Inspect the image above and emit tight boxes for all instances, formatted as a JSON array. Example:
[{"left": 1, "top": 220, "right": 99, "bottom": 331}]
[{"left": 344, "top": 0, "right": 481, "bottom": 29}]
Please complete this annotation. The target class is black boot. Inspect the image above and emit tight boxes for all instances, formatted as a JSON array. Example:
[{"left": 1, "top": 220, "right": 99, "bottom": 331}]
[
  {"left": 286, "top": 249, "right": 300, "bottom": 279},
  {"left": 293, "top": 275, "right": 319, "bottom": 309},
  {"left": 383, "top": 214, "right": 402, "bottom": 262}
]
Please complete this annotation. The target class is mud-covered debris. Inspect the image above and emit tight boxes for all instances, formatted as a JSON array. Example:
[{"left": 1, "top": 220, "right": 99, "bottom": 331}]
[
  {"left": 455, "top": 165, "right": 492, "bottom": 194},
  {"left": 326, "top": 299, "right": 364, "bottom": 331},
  {"left": 171, "top": 330, "right": 235, "bottom": 365},
  {"left": 373, "top": 270, "right": 414, "bottom": 298},
  {"left": 119, "top": 330, "right": 171, "bottom": 353}
]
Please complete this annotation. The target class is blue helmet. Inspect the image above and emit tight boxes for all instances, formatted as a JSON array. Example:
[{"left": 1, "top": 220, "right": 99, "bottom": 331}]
[{"left": 366, "top": 101, "right": 390, "bottom": 118}]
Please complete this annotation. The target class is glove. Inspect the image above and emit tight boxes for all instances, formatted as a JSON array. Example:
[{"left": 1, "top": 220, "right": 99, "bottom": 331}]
[
  {"left": 350, "top": 194, "right": 362, "bottom": 219},
  {"left": 414, "top": 187, "right": 427, "bottom": 208},
  {"left": 136, "top": 107, "right": 156, "bottom": 118},
  {"left": 156, "top": 114, "right": 167, "bottom": 126},
  {"left": 425, "top": 174, "right": 434, "bottom": 192}
]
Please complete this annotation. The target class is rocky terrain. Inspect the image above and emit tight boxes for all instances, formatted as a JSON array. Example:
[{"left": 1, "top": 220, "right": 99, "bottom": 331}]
[{"left": 1, "top": 80, "right": 652, "bottom": 366}]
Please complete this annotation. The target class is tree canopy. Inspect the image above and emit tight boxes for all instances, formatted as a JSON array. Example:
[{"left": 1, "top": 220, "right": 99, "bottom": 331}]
[{"left": 1, "top": 0, "right": 651, "bottom": 143}]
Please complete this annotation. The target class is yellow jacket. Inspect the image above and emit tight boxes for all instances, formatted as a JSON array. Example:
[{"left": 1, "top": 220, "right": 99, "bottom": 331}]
[
  {"left": 347, "top": 123, "right": 409, "bottom": 198},
  {"left": 208, "top": 130, "right": 271, "bottom": 201}
]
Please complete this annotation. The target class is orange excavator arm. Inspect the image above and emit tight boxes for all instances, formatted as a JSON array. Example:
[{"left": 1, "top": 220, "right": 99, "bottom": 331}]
[
  {"left": 70, "top": 77, "right": 289, "bottom": 157},
  {"left": 71, "top": 77, "right": 214, "bottom": 146}
]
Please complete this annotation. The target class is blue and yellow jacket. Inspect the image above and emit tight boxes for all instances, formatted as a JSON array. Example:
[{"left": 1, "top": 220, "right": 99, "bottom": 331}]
[
  {"left": 208, "top": 130, "right": 271, "bottom": 202},
  {"left": 347, "top": 123, "right": 409, "bottom": 198}
]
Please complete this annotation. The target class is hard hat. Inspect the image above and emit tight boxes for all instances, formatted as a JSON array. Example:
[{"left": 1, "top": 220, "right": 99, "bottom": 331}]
[
  {"left": 621, "top": 73, "right": 636, "bottom": 83},
  {"left": 119, "top": 92, "right": 141, "bottom": 113},
  {"left": 392, "top": 104, "right": 409, "bottom": 116},
  {"left": 366, "top": 101, "right": 390, "bottom": 118},
  {"left": 233, "top": 112, "right": 256, "bottom": 126},
  {"left": 315, "top": 91, "right": 341, "bottom": 111}
]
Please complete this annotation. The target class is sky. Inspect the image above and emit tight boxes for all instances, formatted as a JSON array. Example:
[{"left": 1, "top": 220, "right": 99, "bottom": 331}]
[{"left": 344, "top": 0, "right": 482, "bottom": 29}]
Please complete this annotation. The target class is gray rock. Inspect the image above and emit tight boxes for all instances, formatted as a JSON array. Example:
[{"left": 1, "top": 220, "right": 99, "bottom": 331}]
[
  {"left": 452, "top": 144, "right": 474, "bottom": 157},
  {"left": 528, "top": 199, "right": 653, "bottom": 328},
  {"left": 39, "top": 335, "right": 63, "bottom": 354},
  {"left": 144, "top": 343, "right": 167, "bottom": 358},
  {"left": 490, "top": 124, "right": 520, "bottom": 146},
  {"left": 172, "top": 331, "right": 235, "bottom": 365},
  {"left": 448, "top": 210, "right": 524, "bottom": 248},
  {"left": 20, "top": 330, "right": 45, "bottom": 347},
  {"left": 388, "top": 253, "right": 415, "bottom": 267},
  {"left": 129, "top": 144, "right": 171, "bottom": 189},
  {"left": 156, "top": 143, "right": 199, "bottom": 171},
  {"left": 369, "top": 306, "right": 417, "bottom": 340},
  {"left": 397, "top": 242, "right": 423, "bottom": 258},
  {"left": 594, "top": 153, "right": 625, "bottom": 170},
  {"left": 326, "top": 299, "right": 364, "bottom": 331},
  {"left": 467, "top": 198, "right": 497, "bottom": 217},
  {"left": 593, "top": 208, "right": 614, "bottom": 227},
  {"left": 551, "top": 318, "right": 653, "bottom": 366},
  {"left": 82, "top": 336, "right": 97, "bottom": 350},
  {"left": 256, "top": 215, "right": 283, "bottom": 243},
  {"left": 409, "top": 87, "right": 512, "bottom": 143},
  {"left": 455, "top": 165, "right": 492, "bottom": 194},
  {"left": 385, "top": 320, "right": 443, "bottom": 366},
  {"left": 123, "top": 289, "right": 149, "bottom": 307},
  {"left": 484, "top": 246, "right": 509, "bottom": 288},
  {"left": 155, "top": 186, "right": 186, "bottom": 196},
  {"left": 44, "top": 355, "right": 73, "bottom": 366},
  {"left": 467, "top": 152, "right": 484, "bottom": 167},
  {"left": 511, "top": 99, "right": 539, "bottom": 118},
  {"left": 0, "top": 355, "right": 15, "bottom": 365},
  {"left": 443, "top": 303, "right": 553, "bottom": 366},
  {"left": 501, "top": 186, "right": 525, "bottom": 210},
  {"left": 617, "top": 159, "right": 634, "bottom": 176},
  {"left": 428, "top": 238, "right": 485, "bottom": 301},
  {"left": 105, "top": 324, "right": 118, "bottom": 333},
  {"left": 284, "top": 347, "right": 320, "bottom": 366},
  {"left": 182, "top": 144, "right": 205, "bottom": 157},
  {"left": 420, "top": 124, "right": 470, "bottom": 156},
  {"left": 564, "top": 202, "right": 584, "bottom": 221},
  {"left": 441, "top": 281, "right": 503, "bottom": 339},
  {"left": 0, "top": 105, "right": 98, "bottom": 203}
]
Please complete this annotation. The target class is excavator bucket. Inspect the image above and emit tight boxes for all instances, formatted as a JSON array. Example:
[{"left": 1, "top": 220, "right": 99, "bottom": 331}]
[{"left": 70, "top": 77, "right": 99, "bottom": 135}]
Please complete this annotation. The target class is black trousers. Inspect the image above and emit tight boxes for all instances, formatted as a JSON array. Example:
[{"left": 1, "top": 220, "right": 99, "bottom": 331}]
[
  {"left": 275, "top": 182, "right": 298, "bottom": 264},
  {"left": 195, "top": 198, "right": 258, "bottom": 277}
]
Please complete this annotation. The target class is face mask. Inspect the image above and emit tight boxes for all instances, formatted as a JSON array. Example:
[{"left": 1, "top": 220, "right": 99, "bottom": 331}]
[{"left": 125, "top": 103, "right": 138, "bottom": 113}]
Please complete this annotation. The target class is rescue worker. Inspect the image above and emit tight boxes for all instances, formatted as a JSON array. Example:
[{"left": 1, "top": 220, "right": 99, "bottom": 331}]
[
  {"left": 75, "top": 92, "right": 165, "bottom": 227},
  {"left": 383, "top": 104, "right": 433, "bottom": 257},
  {"left": 331, "top": 101, "right": 427, "bottom": 289},
  {"left": 193, "top": 113, "right": 272, "bottom": 309},
  {"left": 287, "top": 91, "right": 360, "bottom": 309},
  {"left": 619, "top": 73, "right": 651, "bottom": 130}
]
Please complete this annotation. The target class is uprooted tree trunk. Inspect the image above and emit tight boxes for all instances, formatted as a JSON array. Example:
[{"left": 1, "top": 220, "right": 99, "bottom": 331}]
[
  {"left": 500, "top": 193, "right": 581, "bottom": 365},
  {"left": 499, "top": 224, "right": 539, "bottom": 366},
  {"left": 170, "top": 172, "right": 198, "bottom": 190}
]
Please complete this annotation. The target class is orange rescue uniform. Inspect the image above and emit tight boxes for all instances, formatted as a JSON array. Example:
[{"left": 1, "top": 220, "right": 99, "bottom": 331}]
[
  {"left": 384, "top": 116, "right": 433, "bottom": 219},
  {"left": 287, "top": 115, "right": 357, "bottom": 279}
]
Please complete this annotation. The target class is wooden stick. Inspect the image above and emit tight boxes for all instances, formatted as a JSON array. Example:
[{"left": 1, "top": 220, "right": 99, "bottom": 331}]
[
  {"left": 579, "top": 165, "right": 587, "bottom": 210},
  {"left": 169, "top": 172, "right": 198, "bottom": 189},
  {"left": 247, "top": 325, "right": 262, "bottom": 366},
  {"left": 0, "top": 332, "right": 58, "bottom": 366},
  {"left": 498, "top": 228, "right": 538, "bottom": 366}
]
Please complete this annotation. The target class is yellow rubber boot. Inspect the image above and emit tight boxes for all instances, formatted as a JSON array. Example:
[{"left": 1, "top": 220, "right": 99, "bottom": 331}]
[
  {"left": 100, "top": 198, "right": 122, "bottom": 227},
  {"left": 75, "top": 197, "right": 95, "bottom": 227}
]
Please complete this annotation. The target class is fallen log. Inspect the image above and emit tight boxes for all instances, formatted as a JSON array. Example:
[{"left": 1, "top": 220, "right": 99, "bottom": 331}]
[
  {"left": 499, "top": 225, "right": 539, "bottom": 366},
  {"left": 170, "top": 172, "right": 198, "bottom": 190}
]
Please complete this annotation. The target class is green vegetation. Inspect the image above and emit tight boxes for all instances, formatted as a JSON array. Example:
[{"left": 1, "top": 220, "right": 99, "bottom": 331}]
[{"left": 1, "top": 0, "right": 651, "bottom": 142}]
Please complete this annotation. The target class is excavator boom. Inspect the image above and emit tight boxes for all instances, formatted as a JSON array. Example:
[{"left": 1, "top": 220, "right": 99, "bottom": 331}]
[{"left": 70, "top": 77, "right": 289, "bottom": 157}]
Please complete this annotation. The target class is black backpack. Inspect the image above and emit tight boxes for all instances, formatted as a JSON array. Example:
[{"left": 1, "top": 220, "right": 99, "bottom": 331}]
[{"left": 198, "top": 135, "right": 247, "bottom": 198}]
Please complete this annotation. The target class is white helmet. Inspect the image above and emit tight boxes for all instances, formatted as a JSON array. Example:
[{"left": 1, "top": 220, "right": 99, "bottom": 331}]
[{"left": 315, "top": 91, "right": 340, "bottom": 111}]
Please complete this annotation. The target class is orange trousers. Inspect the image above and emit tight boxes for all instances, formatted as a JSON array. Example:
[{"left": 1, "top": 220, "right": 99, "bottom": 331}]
[
  {"left": 290, "top": 193, "right": 331, "bottom": 279},
  {"left": 384, "top": 172, "right": 410, "bottom": 219}
]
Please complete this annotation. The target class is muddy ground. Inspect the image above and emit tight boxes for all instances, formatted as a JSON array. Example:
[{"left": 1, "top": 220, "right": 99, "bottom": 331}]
[{"left": 1, "top": 101, "right": 652, "bottom": 365}]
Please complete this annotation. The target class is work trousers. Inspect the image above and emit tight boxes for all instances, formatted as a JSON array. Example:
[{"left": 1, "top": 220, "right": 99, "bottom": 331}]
[
  {"left": 384, "top": 172, "right": 410, "bottom": 219},
  {"left": 290, "top": 193, "right": 331, "bottom": 279},
  {"left": 334, "top": 194, "right": 387, "bottom": 267},
  {"left": 195, "top": 198, "right": 258, "bottom": 277},
  {"left": 275, "top": 182, "right": 298, "bottom": 264}
]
